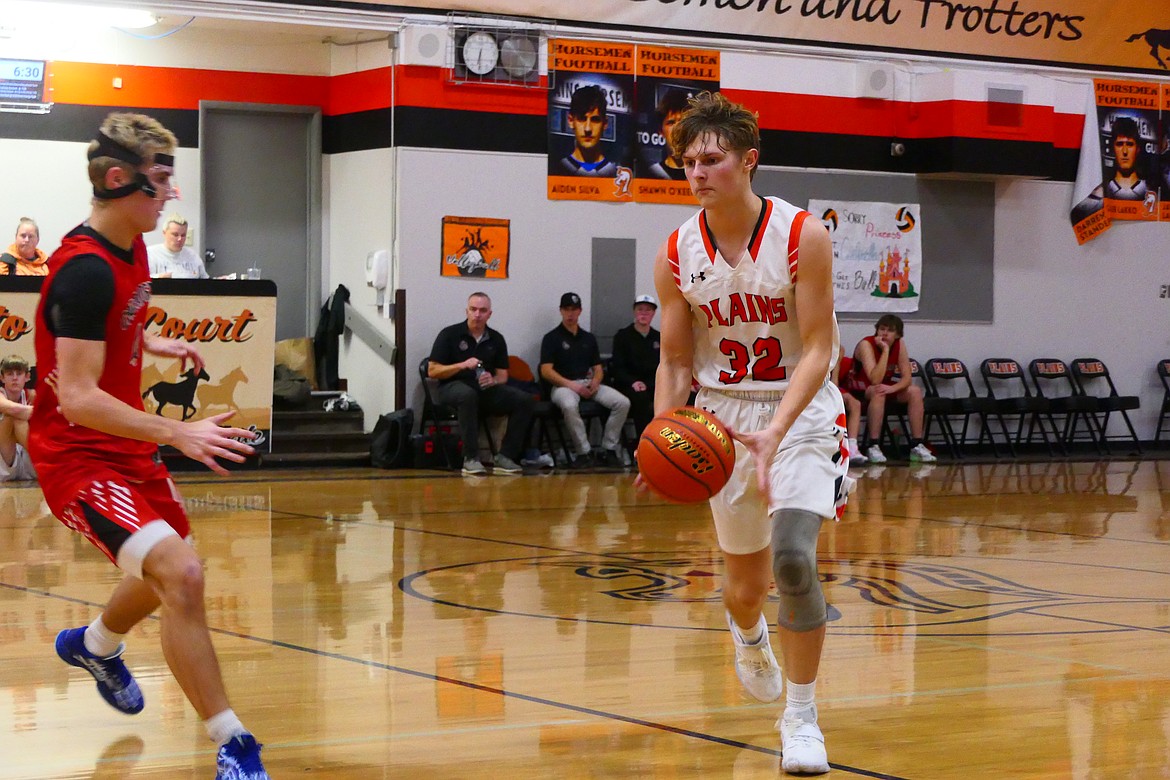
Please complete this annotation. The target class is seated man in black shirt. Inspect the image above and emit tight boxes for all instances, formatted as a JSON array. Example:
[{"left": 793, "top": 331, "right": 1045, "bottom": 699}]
[
  {"left": 610, "top": 294, "right": 661, "bottom": 437},
  {"left": 428, "top": 292, "right": 535, "bottom": 475},
  {"left": 539, "top": 292, "right": 630, "bottom": 468}
]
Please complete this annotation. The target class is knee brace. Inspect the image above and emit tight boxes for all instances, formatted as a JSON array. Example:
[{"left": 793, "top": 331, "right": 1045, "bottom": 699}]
[{"left": 771, "top": 508, "right": 826, "bottom": 632}]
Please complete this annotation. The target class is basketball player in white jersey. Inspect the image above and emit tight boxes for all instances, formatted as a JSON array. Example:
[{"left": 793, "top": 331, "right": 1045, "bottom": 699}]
[{"left": 644, "top": 92, "right": 850, "bottom": 774}]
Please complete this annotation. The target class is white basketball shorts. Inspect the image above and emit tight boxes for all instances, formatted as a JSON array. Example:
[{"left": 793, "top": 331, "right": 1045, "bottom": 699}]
[{"left": 696, "top": 380, "right": 852, "bottom": 555}]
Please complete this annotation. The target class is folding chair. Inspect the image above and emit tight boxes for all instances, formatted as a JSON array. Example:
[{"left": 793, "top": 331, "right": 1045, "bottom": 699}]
[
  {"left": 979, "top": 358, "right": 1063, "bottom": 456},
  {"left": 925, "top": 358, "right": 1003, "bottom": 457},
  {"left": 1028, "top": 358, "right": 1101, "bottom": 453},
  {"left": 508, "top": 355, "right": 566, "bottom": 462},
  {"left": 904, "top": 359, "right": 961, "bottom": 459},
  {"left": 418, "top": 357, "right": 496, "bottom": 468},
  {"left": 1071, "top": 358, "right": 1142, "bottom": 455},
  {"left": 1157, "top": 360, "right": 1170, "bottom": 443}
]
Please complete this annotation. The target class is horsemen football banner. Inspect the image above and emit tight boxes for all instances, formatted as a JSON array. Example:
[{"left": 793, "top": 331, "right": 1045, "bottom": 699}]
[
  {"left": 547, "top": 40, "right": 636, "bottom": 202},
  {"left": 1070, "top": 79, "right": 1169, "bottom": 245},
  {"left": 632, "top": 46, "right": 719, "bottom": 204},
  {"left": 351, "top": 0, "right": 1170, "bottom": 75},
  {"left": 0, "top": 277, "right": 274, "bottom": 454},
  {"left": 809, "top": 199, "right": 923, "bottom": 313}
]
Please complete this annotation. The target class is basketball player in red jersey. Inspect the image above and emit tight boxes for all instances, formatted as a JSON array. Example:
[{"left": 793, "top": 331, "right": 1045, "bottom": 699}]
[
  {"left": 644, "top": 93, "right": 850, "bottom": 774},
  {"left": 28, "top": 113, "right": 269, "bottom": 779}
]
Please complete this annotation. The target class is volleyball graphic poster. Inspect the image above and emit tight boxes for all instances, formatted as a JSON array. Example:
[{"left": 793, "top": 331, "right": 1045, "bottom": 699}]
[{"left": 810, "top": 199, "right": 922, "bottom": 313}]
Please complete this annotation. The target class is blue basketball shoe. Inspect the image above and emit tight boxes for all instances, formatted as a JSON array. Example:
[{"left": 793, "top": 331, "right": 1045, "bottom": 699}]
[
  {"left": 216, "top": 734, "right": 269, "bottom": 779},
  {"left": 55, "top": 627, "right": 144, "bottom": 715}
]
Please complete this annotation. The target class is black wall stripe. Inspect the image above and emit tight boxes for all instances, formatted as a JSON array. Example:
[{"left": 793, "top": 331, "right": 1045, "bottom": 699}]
[
  {"left": 0, "top": 104, "right": 199, "bottom": 148},
  {"left": 0, "top": 103, "right": 1076, "bottom": 181}
]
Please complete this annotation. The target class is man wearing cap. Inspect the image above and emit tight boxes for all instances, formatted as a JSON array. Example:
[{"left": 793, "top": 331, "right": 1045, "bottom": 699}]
[
  {"left": 610, "top": 294, "right": 661, "bottom": 437},
  {"left": 540, "top": 292, "right": 630, "bottom": 469}
]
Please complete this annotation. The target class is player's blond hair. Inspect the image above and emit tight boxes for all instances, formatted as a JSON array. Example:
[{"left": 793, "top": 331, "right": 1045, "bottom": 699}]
[
  {"left": 87, "top": 112, "right": 177, "bottom": 196},
  {"left": 668, "top": 91, "right": 760, "bottom": 180}
]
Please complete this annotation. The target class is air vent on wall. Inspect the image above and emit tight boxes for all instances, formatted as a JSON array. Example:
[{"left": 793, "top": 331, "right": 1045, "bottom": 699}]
[{"left": 986, "top": 85, "right": 1024, "bottom": 128}]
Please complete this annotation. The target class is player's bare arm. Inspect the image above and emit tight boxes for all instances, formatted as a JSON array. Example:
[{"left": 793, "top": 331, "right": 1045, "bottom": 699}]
[
  {"left": 889, "top": 339, "right": 912, "bottom": 393},
  {"left": 859, "top": 335, "right": 889, "bottom": 385},
  {"left": 144, "top": 333, "right": 204, "bottom": 374},
  {"left": 735, "top": 218, "right": 836, "bottom": 495},
  {"left": 0, "top": 394, "right": 32, "bottom": 420},
  {"left": 652, "top": 239, "right": 693, "bottom": 414}
]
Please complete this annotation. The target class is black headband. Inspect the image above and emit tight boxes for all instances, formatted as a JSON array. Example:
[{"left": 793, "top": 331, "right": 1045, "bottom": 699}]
[
  {"left": 88, "top": 131, "right": 174, "bottom": 168},
  {"left": 89, "top": 130, "right": 174, "bottom": 200}
]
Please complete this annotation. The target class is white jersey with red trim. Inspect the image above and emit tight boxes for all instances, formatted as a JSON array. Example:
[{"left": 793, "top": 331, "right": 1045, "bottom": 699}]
[{"left": 668, "top": 195, "right": 839, "bottom": 393}]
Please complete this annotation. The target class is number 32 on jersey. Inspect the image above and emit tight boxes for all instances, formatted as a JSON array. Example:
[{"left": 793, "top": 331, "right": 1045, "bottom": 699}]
[{"left": 718, "top": 337, "right": 785, "bottom": 384}]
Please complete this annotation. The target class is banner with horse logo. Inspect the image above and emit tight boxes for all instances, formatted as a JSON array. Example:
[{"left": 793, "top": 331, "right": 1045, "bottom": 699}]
[
  {"left": 0, "top": 277, "right": 275, "bottom": 454},
  {"left": 809, "top": 199, "right": 923, "bottom": 313}
]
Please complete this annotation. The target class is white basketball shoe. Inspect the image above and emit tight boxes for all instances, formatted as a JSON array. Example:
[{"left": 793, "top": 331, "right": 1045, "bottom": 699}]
[
  {"left": 726, "top": 612, "right": 783, "bottom": 702},
  {"left": 777, "top": 705, "right": 829, "bottom": 775}
]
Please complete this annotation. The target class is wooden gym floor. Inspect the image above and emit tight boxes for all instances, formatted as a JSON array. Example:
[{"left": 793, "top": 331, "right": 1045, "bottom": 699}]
[{"left": 1, "top": 458, "right": 1168, "bottom": 778}]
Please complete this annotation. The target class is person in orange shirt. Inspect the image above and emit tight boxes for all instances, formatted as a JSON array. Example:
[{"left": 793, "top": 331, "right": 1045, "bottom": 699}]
[{"left": 1, "top": 217, "right": 50, "bottom": 276}]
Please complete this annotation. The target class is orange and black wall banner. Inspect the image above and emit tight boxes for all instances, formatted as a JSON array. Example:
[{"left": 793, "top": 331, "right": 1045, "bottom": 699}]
[
  {"left": 547, "top": 40, "right": 636, "bottom": 202},
  {"left": 632, "top": 45, "right": 719, "bottom": 205},
  {"left": 441, "top": 216, "right": 510, "bottom": 279}
]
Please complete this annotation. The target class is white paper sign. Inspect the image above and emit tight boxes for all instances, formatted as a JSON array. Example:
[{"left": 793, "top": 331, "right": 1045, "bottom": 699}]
[{"left": 808, "top": 199, "right": 922, "bottom": 313}]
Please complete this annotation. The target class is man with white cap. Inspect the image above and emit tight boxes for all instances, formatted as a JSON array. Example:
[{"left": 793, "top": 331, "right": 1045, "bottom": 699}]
[{"left": 610, "top": 294, "right": 661, "bottom": 436}]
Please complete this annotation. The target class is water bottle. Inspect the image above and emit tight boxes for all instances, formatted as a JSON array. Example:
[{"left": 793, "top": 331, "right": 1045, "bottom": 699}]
[{"left": 475, "top": 360, "right": 488, "bottom": 387}]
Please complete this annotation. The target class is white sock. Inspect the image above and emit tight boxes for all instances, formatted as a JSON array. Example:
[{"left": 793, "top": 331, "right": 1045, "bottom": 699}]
[
  {"left": 84, "top": 617, "right": 125, "bottom": 658},
  {"left": 732, "top": 615, "right": 765, "bottom": 645},
  {"left": 205, "top": 709, "right": 247, "bottom": 746},
  {"left": 786, "top": 679, "right": 817, "bottom": 715}
]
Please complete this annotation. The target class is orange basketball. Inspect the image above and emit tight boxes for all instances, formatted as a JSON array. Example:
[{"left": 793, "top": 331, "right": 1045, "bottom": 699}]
[{"left": 637, "top": 406, "right": 736, "bottom": 504}]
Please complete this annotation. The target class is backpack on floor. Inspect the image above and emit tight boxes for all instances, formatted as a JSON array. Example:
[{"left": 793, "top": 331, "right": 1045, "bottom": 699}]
[{"left": 370, "top": 408, "right": 414, "bottom": 468}]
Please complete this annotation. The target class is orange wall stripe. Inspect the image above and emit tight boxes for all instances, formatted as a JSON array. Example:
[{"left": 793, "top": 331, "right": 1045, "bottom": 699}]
[
  {"left": 393, "top": 65, "right": 547, "bottom": 115},
  {"left": 49, "top": 61, "right": 327, "bottom": 110}
]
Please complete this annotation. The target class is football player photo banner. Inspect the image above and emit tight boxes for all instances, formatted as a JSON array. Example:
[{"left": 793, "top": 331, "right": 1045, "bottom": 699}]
[
  {"left": 1070, "top": 79, "right": 1163, "bottom": 244},
  {"left": 441, "top": 216, "right": 510, "bottom": 279},
  {"left": 809, "top": 200, "right": 923, "bottom": 313},
  {"left": 547, "top": 40, "right": 635, "bottom": 202},
  {"left": 632, "top": 46, "right": 719, "bottom": 204}
]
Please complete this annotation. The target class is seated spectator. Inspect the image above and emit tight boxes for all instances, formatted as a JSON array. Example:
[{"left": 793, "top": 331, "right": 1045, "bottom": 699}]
[
  {"left": 610, "top": 294, "right": 660, "bottom": 436},
  {"left": 833, "top": 345, "right": 865, "bottom": 465},
  {"left": 850, "top": 314, "right": 936, "bottom": 463},
  {"left": 428, "top": 292, "right": 534, "bottom": 476},
  {"left": 147, "top": 213, "right": 209, "bottom": 278},
  {"left": 0, "top": 354, "right": 36, "bottom": 481},
  {"left": 540, "top": 292, "right": 630, "bottom": 469},
  {"left": 1, "top": 218, "right": 49, "bottom": 276}
]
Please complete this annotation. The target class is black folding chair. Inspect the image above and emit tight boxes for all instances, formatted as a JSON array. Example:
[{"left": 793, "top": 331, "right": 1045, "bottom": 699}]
[
  {"left": 905, "top": 359, "right": 961, "bottom": 459},
  {"left": 1071, "top": 358, "right": 1142, "bottom": 455},
  {"left": 925, "top": 358, "right": 1003, "bottom": 457},
  {"left": 1028, "top": 358, "right": 1102, "bottom": 453},
  {"left": 1157, "top": 360, "right": 1170, "bottom": 444},
  {"left": 418, "top": 357, "right": 496, "bottom": 468},
  {"left": 980, "top": 358, "right": 1063, "bottom": 456}
]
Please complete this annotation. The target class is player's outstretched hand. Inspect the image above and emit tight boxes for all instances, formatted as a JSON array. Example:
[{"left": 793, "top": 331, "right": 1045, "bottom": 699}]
[
  {"left": 730, "top": 424, "right": 782, "bottom": 502},
  {"left": 172, "top": 411, "right": 257, "bottom": 475}
]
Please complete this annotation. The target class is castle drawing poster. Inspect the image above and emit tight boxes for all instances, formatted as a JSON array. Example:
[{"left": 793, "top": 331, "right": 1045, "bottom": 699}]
[{"left": 809, "top": 199, "right": 923, "bottom": 313}]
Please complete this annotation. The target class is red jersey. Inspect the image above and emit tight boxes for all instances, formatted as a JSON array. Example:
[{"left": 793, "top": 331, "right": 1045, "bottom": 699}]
[
  {"left": 29, "top": 226, "right": 160, "bottom": 492},
  {"left": 849, "top": 335, "right": 901, "bottom": 390}
]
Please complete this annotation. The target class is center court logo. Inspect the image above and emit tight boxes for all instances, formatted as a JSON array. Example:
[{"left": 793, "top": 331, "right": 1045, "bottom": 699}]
[{"left": 402, "top": 553, "right": 1170, "bottom": 636}]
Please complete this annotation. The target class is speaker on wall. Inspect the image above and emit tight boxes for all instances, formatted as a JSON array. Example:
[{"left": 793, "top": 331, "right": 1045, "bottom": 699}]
[
  {"left": 399, "top": 25, "right": 451, "bottom": 68},
  {"left": 856, "top": 63, "right": 894, "bottom": 100}
]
